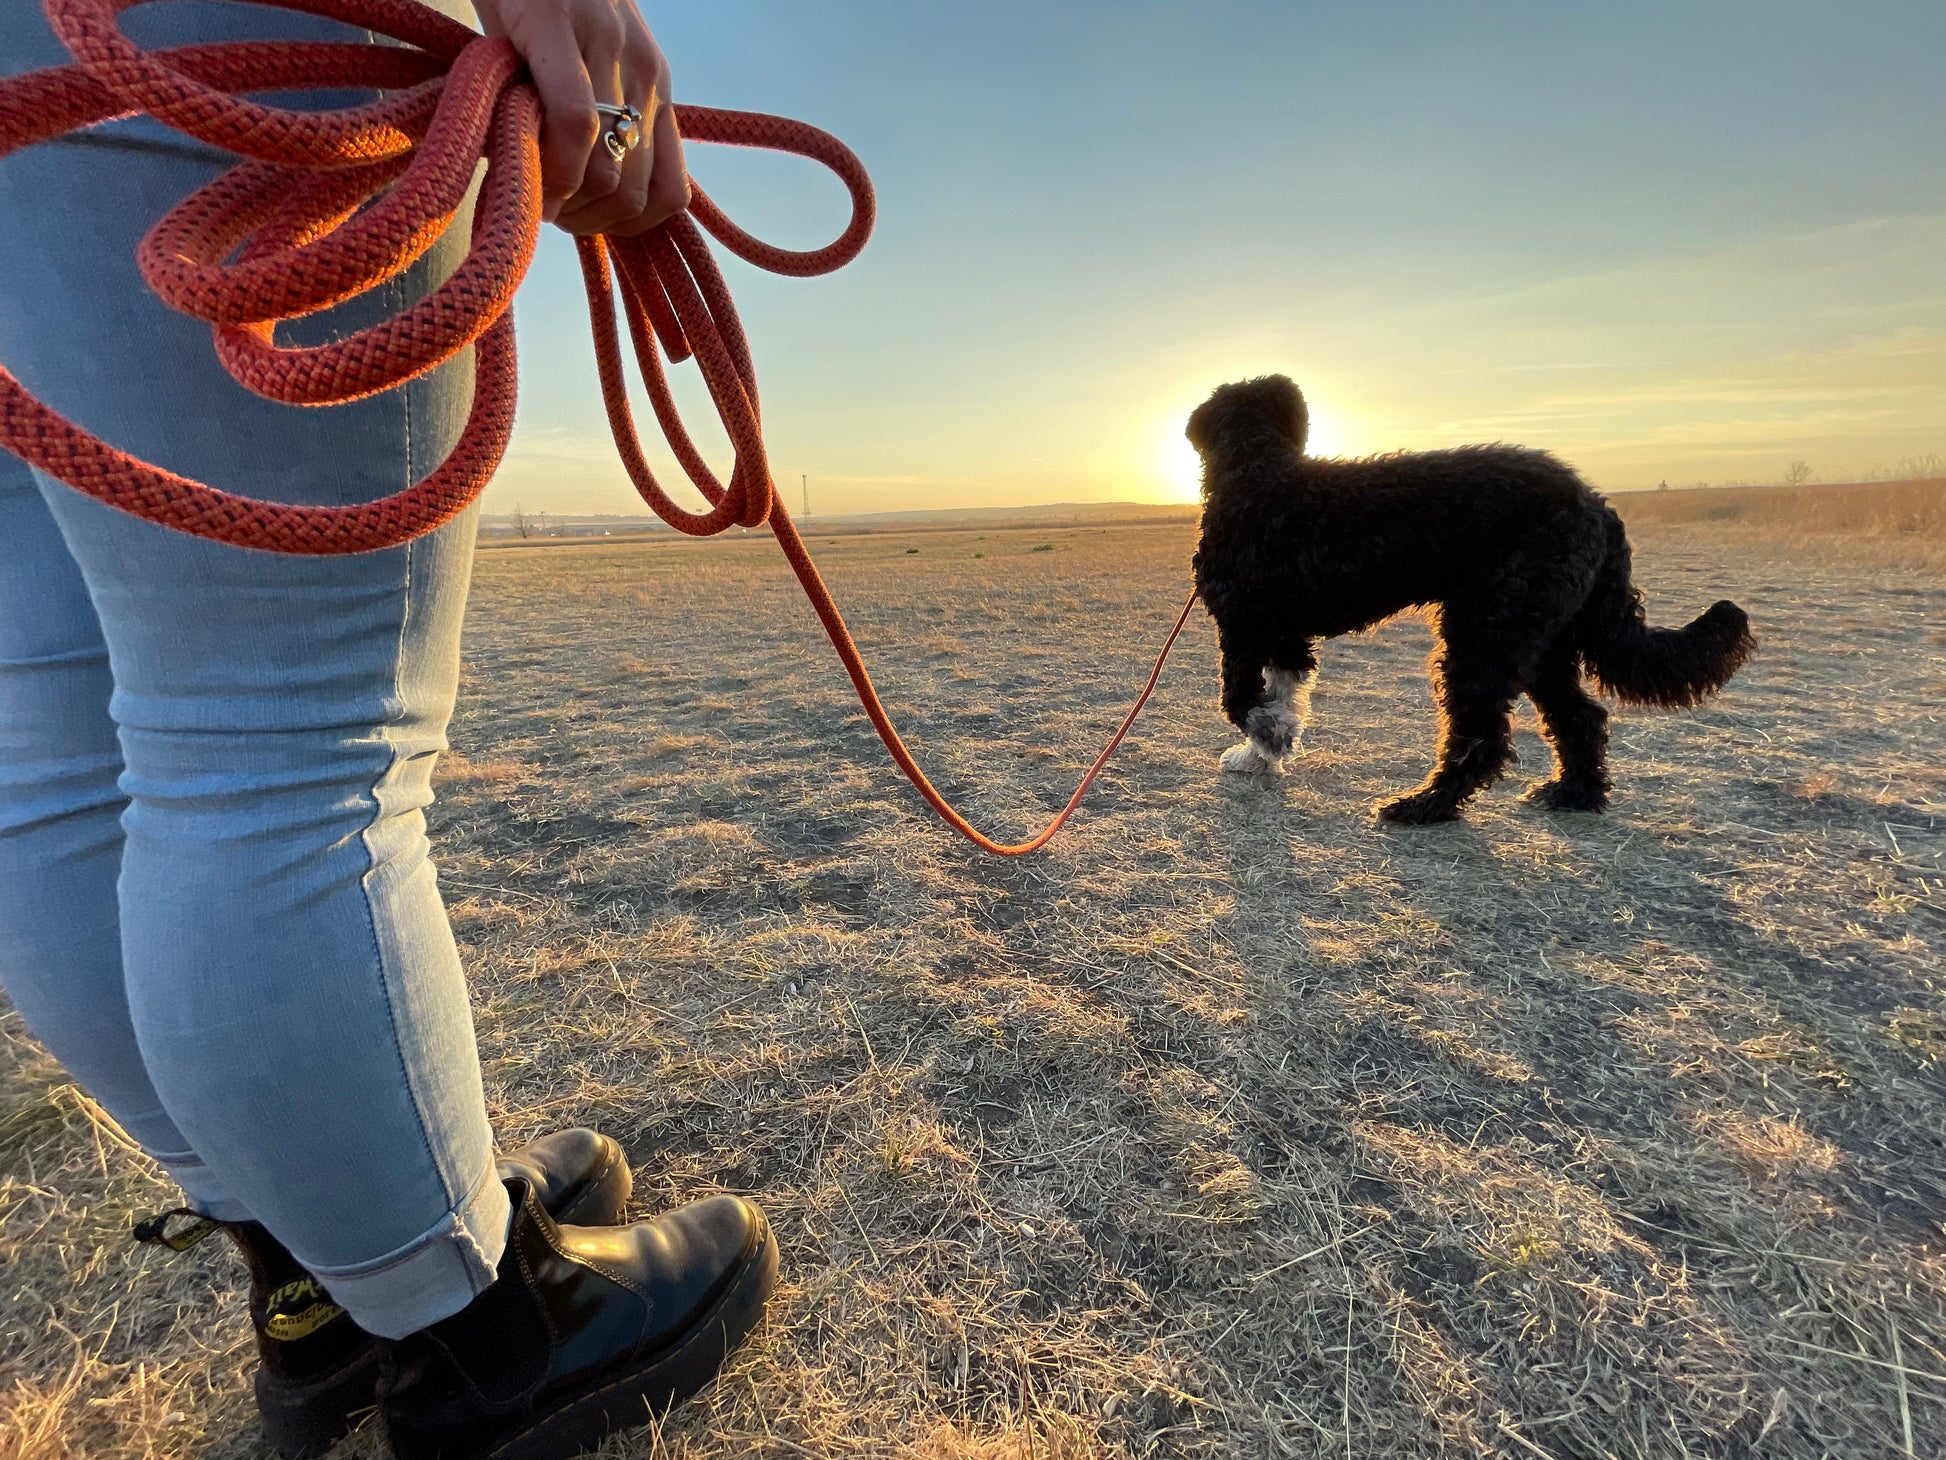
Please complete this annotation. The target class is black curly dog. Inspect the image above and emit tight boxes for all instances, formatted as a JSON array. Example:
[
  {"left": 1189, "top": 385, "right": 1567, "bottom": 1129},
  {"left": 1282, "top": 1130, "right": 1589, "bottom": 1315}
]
[{"left": 1188, "top": 375, "right": 1755, "bottom": 823}]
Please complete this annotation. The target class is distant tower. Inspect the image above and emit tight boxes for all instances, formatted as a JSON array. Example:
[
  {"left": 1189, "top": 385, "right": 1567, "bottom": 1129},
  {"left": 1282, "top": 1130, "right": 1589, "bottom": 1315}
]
[{"left": 802, "top": 473, "right": 809, "bottom": 520}]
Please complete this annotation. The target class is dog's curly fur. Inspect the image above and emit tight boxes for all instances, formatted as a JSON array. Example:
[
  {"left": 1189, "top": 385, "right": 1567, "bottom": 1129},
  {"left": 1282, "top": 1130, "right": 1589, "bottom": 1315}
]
[{"left": 1189, "top": 375, "right": 1756, "bottom": 823}]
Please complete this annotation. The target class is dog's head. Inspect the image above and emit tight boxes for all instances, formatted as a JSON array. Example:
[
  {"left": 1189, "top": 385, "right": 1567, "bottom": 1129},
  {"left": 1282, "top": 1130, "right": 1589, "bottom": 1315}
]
[{"left": 1185, "top": 376, "right": 1308, "bottom": 480}]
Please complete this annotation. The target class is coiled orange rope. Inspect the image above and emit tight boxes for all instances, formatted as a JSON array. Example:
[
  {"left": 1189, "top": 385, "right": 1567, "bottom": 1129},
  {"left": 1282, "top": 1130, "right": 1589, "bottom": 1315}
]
[{"left": 0, "top": 0, "right": 1195, "bottom": 855}]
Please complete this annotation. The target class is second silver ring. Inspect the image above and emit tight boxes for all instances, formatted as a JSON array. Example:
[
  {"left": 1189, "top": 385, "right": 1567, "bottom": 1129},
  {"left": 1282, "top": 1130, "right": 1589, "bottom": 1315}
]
[{"left": 594, "top": 102, "right": 645, "bottom": 163}]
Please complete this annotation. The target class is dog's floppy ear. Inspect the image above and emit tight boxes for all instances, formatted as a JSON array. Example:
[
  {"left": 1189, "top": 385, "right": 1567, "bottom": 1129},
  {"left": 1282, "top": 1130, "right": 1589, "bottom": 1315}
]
[
  {"left": 1185, "top": 394, "right": 1220, "bottom": 455},
  {"left": 1253, "top": 374, "right": 1308, "bottom": 452}
]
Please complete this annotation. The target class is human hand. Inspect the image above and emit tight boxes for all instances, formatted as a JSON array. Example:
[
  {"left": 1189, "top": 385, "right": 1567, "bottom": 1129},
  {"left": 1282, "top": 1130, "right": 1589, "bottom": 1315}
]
[{"left": 471, "top": 0, "right": 689, "bottom": 236}]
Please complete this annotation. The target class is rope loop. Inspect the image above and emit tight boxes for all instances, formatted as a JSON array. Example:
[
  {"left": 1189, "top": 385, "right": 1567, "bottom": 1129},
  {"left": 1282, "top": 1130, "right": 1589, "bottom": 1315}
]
[{"left": 0, "top": 0, "right": 1193, "bottom": 854}]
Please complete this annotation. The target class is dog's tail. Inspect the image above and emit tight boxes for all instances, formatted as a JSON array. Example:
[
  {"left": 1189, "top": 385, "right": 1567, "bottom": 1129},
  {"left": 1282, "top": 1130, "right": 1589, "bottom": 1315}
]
[{"left": 1575, "top": 505, "right": 1755, "bottom": 708}]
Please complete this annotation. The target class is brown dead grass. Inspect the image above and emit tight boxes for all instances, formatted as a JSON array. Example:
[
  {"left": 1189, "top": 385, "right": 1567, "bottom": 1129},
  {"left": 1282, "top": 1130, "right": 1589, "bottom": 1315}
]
[
  {"left": 4, "top": 516, "right": 1944, "bottom": 1459},
  {"left": 1616, "top": 478, "right": 1946, "bottom": 572}
]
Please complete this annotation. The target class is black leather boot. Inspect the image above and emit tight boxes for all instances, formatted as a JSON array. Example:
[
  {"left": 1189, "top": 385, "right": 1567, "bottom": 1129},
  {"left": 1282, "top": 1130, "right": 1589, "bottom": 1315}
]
[
  {"left": 134, "top": 1128, "right": 632, "bottom": 1458},
  {"left": 378, "top": 1177, "right": 778, "bottom": 1460}
]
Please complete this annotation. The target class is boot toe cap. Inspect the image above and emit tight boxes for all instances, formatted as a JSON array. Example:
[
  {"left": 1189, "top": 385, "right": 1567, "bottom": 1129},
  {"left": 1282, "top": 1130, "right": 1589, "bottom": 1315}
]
[{"left": 498, "top": 1128, "right": 632, "bottom": 1227}]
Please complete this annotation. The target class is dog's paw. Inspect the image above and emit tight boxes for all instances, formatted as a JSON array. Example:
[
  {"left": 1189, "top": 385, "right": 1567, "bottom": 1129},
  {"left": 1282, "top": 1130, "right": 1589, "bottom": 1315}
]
[
  {"left": 1244, "top": 705, "right": 1300, "bottom": 758},
  {"left": 1220, "top": 741, "right": 1283, "bottom": 776},
  {"left": 1523, "top": 778, "right": 1608, "bottom": 813},
  {"left": 1375, "top": 789, "right": 1461, "bottom": 825}
]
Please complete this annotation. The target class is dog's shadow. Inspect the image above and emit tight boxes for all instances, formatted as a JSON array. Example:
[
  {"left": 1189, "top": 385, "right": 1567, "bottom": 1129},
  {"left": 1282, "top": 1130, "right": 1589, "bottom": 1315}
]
[{"left": 1211, "top": 759, "right": 1500, "bottom": 885}]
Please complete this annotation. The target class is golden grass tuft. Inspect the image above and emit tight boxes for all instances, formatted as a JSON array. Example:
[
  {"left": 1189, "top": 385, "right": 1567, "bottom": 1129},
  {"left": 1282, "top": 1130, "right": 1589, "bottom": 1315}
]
[
  {"left": 1691, "top": 1109, "right": 1844, "bottom": 1180},
  {"left": 1795, "top": 770, "right": 1842, "bottom": 800},
  {"left": 437, "top": 752, "right": 527, "bottom": 787}
]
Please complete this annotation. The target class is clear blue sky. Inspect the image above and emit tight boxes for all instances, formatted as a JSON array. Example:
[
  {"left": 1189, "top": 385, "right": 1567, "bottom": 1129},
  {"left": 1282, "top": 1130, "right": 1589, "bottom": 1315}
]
[{"left": 492, "top": 0, "right": 1946, "bottom": 516}]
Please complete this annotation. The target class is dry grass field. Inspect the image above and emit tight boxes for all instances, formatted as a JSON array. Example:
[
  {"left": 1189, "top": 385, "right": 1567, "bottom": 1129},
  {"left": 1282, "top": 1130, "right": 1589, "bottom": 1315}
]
[
  {"left": 1615, "top": 479, "right": 1946, "bottom": 572},
  {"left": 4, "top": 490, "right": 1944, "bottom": 1459}
]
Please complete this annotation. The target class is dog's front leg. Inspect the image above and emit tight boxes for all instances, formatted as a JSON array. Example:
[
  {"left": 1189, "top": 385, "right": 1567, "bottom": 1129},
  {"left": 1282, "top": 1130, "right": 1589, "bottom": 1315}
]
[
  {"left": 1218, "top": 634, "right": 1298, "bottom": 775},
  {"left": 1227, "top": 667, "right": 1313, "bottom": 776},
  {"left": 1252, "top": 667, "right": 1312, "bottom": 754}
]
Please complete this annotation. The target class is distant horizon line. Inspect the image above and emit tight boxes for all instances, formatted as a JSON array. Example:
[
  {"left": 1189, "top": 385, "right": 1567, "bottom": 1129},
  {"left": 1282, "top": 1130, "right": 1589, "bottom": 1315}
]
[{"left": 483, "top": 473, "right": 1946, "bottom": 525}]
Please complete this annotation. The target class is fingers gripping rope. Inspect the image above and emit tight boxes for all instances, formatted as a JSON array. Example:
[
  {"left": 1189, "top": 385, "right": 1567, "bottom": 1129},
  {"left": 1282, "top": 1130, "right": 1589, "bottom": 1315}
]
[{"left": 0, "top": 0, "right": 1196, "bottom": 854}]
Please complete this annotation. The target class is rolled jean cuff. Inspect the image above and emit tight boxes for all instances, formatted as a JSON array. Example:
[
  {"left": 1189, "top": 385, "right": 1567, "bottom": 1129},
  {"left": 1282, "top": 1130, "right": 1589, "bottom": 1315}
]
[
  {"left": 304, "top": 1157, "right": 511, "bottom": 1340},
  {"left": 156, "top": 1149, "right": 254, "bottom": 1224}
]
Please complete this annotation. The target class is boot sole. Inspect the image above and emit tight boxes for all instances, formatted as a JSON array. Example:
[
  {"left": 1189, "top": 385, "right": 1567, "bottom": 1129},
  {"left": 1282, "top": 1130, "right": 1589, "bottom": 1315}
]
[
  {"left": 392, "top": 1207, "right": 780, "bottom": 1460},
  {"left": 255, "top": 1341, "right": 382, "bottom": 1458}
]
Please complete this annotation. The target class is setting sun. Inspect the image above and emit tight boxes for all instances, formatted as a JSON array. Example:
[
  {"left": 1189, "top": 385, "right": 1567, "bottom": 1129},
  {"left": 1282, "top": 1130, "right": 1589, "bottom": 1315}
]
[
  {"left": 1158, "top": 428, "right": 1203, "bottom": 502},
  {"left": 1152, "top": 386, "right": 1368, "bottom": 502}
]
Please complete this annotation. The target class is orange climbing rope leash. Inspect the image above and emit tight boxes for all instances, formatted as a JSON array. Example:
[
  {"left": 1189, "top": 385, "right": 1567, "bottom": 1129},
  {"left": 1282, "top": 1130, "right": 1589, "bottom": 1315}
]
[{"left": 0, "top": 0, "right": 1198, "bottom": 856}]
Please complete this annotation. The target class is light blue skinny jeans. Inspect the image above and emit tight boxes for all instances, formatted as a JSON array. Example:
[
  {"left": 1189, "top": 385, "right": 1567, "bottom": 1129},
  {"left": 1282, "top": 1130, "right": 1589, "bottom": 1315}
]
[{"left": 0, "top": 0, "right": 509, "bottom": 1338}]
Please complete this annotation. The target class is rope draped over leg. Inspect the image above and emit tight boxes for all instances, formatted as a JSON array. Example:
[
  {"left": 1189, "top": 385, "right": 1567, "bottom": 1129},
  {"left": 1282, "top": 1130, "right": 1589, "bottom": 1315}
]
[{"left": 0, "top": 0, "right": 1195, "bottom": 854}]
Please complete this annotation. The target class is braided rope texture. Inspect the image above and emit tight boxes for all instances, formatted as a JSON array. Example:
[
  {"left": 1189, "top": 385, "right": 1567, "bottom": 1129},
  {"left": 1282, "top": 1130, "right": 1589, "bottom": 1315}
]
[{"left": 0, "top": 0, "right": 1192, "bottom": 854}]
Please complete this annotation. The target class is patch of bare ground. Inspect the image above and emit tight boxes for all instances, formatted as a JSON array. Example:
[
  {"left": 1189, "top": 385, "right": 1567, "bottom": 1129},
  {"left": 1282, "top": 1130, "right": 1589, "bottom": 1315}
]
[{"left": 5, "top": 517, "right": 1943, "bottom": 1458}]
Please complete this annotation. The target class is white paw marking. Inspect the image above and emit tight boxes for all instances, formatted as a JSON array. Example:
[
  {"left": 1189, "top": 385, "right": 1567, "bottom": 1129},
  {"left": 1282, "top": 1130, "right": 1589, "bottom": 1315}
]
[
  {"left": 1257, "top": 707, "right": 1303, "bottom": 749},
  {"left": 1258, "top": 668, "right": 1313, "bottom": 754},
  {"left": 1221, "top": 740, "right": 1285, "bottom": 775},
  {"left": 1266, "top": 667, "right": 1313, "bottom": 721}
]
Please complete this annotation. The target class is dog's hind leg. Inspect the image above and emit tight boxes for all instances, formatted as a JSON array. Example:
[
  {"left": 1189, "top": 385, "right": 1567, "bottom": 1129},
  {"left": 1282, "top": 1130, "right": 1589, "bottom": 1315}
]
[
  {"left": 1378, "top": 616, "right": 1519, "bottom": 824},
  {"left": 1523, "top": 642, "right": 1611, "bottom": 812}
]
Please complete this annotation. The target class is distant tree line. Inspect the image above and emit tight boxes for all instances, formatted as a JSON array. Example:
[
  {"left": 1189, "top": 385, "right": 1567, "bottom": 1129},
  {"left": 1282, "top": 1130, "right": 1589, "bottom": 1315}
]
[{"left": 1652, "top": 453, "right": 1944, "bottom": 492}]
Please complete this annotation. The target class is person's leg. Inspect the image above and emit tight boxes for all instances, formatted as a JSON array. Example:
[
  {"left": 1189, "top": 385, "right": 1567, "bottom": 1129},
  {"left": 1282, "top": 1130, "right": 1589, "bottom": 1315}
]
[
  {"left": 0, "top": 452, "right": 247, "bottom": 1220},
  {"left": 76, "top": 482, "right": 507, "bottom": 1341},
  {"left": 4, "top": 18, "right": 780, "bottom": 1455},
  {"left": 0, "top": 5, "right": 504, "bottom": 1338}
]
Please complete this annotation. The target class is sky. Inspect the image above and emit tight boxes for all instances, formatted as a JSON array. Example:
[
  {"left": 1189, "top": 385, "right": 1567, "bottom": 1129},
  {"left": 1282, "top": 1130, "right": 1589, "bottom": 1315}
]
[{"left": 488, "top": 1, "right": 1946, "bottom": 518}]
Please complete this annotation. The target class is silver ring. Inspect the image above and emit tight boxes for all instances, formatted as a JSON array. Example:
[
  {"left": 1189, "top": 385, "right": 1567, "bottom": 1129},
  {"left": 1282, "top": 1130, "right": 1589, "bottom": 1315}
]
[{"left": 594, "top": 102, "right": 644, "bottom": 163}]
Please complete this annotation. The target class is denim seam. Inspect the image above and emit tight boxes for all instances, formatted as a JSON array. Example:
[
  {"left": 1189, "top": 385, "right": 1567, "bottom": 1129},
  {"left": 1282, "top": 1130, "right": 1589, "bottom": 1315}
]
[
  {"left": 0, "top": 644, "right": 110, "bottom": 668},
  {"left": 352, "top": 507, "right": 459, "bottom": 1212}
]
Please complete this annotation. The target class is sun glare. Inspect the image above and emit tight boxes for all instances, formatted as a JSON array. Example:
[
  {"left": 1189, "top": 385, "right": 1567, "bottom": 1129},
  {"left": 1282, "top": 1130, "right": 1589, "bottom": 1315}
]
[
  {"left": 1152, "top": 390, "right": 1366, "bottom": 502},
  {"left": 1302, "top": 412, "right": 1356, "bottom": 460},
  {"left": 1160, "top": 430, "right": 1203, "bottom": 502}
]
